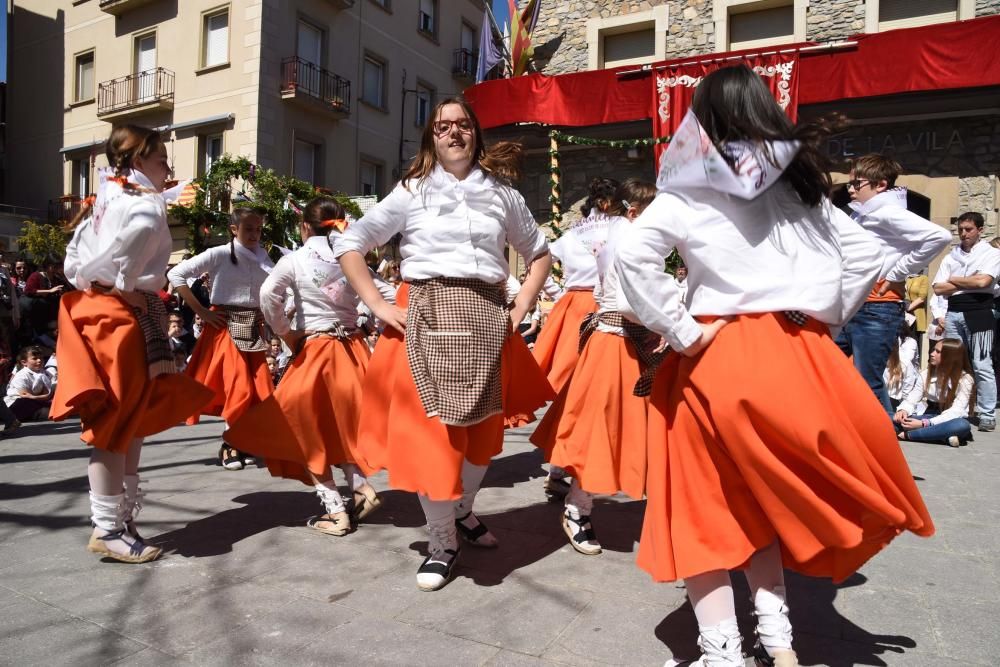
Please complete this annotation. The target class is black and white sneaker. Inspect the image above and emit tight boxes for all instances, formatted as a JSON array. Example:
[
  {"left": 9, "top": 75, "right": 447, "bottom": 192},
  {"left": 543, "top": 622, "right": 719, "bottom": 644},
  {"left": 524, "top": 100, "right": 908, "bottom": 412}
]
[
  {"left": 416, "top": 547, "right": 460, "bottom": 591},
  {"left": 219, "top": 445, "right": 244, "bottom": 470},
  {"left": 562, "top": 510, "right": 602, "bottom": 555}
]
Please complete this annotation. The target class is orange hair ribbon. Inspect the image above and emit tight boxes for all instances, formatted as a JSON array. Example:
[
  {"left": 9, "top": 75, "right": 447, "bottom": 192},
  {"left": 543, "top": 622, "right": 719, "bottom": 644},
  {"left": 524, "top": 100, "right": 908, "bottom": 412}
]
[{"left": 319, "top": 218, "right": 349, "bottom": 233}]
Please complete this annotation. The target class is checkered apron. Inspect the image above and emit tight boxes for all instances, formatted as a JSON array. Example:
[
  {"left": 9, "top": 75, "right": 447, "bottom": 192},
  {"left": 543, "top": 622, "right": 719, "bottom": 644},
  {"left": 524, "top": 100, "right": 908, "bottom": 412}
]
[
  {"left": 578, "top": 312, "right": 668, "bottom": 397},
  {"left": 405, "top": 278, "right": 509, "bottom": 427},
  {"left": 220, "top": 305, "right": 268, "bottom": 352},
  {"left": 92, "top": 285, "right": 174, "bottom": 379}
]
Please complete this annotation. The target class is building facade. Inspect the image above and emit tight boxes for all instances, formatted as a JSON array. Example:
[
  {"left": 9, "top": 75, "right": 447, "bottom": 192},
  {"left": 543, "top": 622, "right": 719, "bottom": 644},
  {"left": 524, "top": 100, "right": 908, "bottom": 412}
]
[
  {"left": 506, "top": 0, "right": 1000, "bottom": 238},
  {"left": 5, "top": 0, "right": 484, "bottom": 224}
]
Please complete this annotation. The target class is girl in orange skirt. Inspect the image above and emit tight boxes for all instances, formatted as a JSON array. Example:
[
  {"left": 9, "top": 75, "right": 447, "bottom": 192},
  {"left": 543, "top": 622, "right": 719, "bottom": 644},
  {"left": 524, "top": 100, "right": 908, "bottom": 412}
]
[
  {"left": 224, "top": 196, "right": 393, "bottom": 535},
  {"left": 612, "top": 66, "right": 935, "bottom": 666},
  {"left": 336, "top": 97, "right": 554, "bottom": 591},
  {"left": 531, "top": 179, "right": 658, "bottom": 556},
  {"left": 167, "top": 209, "right": 274, "bottom": 470},
  {"left": 53, "top": 125, "right": 213, "bottom": 563}
]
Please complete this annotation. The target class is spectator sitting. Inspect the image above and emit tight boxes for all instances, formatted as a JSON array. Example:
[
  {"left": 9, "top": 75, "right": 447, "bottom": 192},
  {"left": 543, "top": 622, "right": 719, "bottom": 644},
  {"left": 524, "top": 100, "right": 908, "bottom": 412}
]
[
  {"left": 4, "top": 345, "right": 53, "bottom": 422},
  {"left": 884, "top": 337, "right": 919, "bottom": 412},
  {"left": 895, "top": 338, "right": 975, "bottom": 448},
  {"left": 192, "top": 313, "right": 204, "bottom": 340},
  {"left": 167, "top": 311, "right": 196, "bottom": 354},
  {"left": 173, "top": 348, "right": 188, "bottom": 373},
  {"left": 44, "top": 352, "right": 58, "bottom": 393},
  {"left": 268, "top": 336, "right": 291, "bottom": 370}
]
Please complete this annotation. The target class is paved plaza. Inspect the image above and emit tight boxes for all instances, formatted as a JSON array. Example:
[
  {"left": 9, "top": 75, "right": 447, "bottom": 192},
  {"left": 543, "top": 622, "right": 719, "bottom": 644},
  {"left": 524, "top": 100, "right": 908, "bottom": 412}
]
[{"left": 0, "top": 415, "right": 997, "bottom": 666}]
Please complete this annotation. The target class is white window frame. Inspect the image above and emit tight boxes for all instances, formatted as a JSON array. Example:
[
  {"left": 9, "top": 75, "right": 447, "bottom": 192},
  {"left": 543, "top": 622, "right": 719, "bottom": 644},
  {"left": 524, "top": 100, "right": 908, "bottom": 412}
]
[
  {"left": 71, "top": 157, "right": 92, "bottom": 196},
  {"left": 713, "top": 0, "right": 805, "bottom": 52},
  {"left": 866, "top": 0, "right": 972, "bottom": 32},
  {"left": 359, "top": 158, "right": 384, "bottom": 198},
  {"left": 74, "top": 50, "right": 95, "bottom": 103},
  {"left": 586, "top": 6, "right": 669, "bottom": 70},
  {"left": 204, "top": 133, "right": 224, "bottom": 175},
  {"left": 362, "top": 54, "right": 386, "bottom": 109},
  {"left": 201, "top": 6, "right": 230, "bottom": 69}
]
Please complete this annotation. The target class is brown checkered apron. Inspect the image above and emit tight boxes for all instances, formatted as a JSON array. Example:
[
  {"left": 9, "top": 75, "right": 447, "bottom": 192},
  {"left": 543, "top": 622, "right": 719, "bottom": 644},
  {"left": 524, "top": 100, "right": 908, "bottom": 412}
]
[
  {"left": 578, "top": 311, "right": 668, "bottom": 397},
  {"left": 219, "top": 305, "right": 268, "bottom": 352},
  {"left": 93, "top": 285, "right": 174, "bottom": 379},
  {"left": 405, "top": 278, "right": 509, "bottom": 427}
]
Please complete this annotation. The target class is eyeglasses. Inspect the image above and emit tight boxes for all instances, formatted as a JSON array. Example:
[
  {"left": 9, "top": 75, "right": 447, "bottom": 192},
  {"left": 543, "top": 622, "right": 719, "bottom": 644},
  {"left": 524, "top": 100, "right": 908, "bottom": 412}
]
[
  {"left": 847, "top": 179, "right": 870, "bottom": 190},
  {"left": 432, "top": 119, "right": 475, "bottom": 136}
]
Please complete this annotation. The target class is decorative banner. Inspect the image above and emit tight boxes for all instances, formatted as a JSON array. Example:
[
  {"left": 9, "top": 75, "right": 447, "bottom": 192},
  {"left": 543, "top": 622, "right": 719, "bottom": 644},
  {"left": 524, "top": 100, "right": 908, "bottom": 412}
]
[{"left": 652, "top": 53, "right": 799, "bottom": 169}]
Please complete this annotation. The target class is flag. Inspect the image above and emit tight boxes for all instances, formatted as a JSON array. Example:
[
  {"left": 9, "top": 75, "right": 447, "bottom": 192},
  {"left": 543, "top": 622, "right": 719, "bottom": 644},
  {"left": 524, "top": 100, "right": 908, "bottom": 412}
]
[
  {"left": 509, "top": 0, "right": 541, "bottom": 77},
  {"left": 476, "top": 7, "right": 504, "bottom": 83}
]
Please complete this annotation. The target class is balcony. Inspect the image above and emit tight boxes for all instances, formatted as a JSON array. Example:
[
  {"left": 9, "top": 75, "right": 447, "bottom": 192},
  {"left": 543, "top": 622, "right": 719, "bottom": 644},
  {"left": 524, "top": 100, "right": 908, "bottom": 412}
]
[
  {"left": 99, "top": 0, "right": 157, "bottom": 16},
  {"left": 452, "top": 48, "right": 479, "bottom": 82},
  {"left": 97, "top": 68, "right": 175, "bottom": 120},
  {"left": 326, "top": 0, "right": 354, "bottom": 7},
  {"left": 280, "top": 57, "right": 351, "bottom": 119}
]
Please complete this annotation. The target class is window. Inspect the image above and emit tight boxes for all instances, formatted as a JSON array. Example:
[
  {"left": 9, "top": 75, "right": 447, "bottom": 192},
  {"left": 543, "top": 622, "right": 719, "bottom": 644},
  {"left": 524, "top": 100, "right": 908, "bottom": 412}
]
[
  {"left": 877, "top": 0, "right": 957, "bottom": 29},
  {"left": 418, "top": 0, "right": 437, "bottom": 36},
  {"left": 294, "top": 138, "right": 318, "bottom": 184},
  {"left": 360, "top": 159, "right": 383, "bottom": 197},
  {"left": 586, "top": 6, "right": 669, "bottom": 70},
  {"left": 134, "top": 32, "right": 156, "bottom": 73},
  {"left": 461, "top": 21, "right": 476, "bottom": 52},
  {"left": 415, "top": 82, "right": 433, "bottom": 127},
  {"left": 370, "top": 0, "right": 390, "bottom": 9},
  {"left": 200, "top": 133, "right": 224, "bottom": 177},
  {"left": 202, "top": 8, "right": 229, "bottom": 68},
  {"left": 71, "top": 158, "right": 92, "bottom": 196},
  {"left": 362, "top": 55, "right": 386, "bottom": 109},
  {"left": 297, "top": 19, "right": 323, "bottom": 66},
  {"left": 74, "top": 51, "right": 95, "bottom": 102},
  {"left": 603, "top": 29, "right": 655, "bottom": 68},
  {"left": 728, "top": 4, "right": 794, "bottom": 50}
]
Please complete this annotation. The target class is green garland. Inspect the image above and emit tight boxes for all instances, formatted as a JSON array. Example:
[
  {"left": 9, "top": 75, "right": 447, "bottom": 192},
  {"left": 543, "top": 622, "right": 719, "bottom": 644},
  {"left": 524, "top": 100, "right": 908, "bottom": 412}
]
[
  {"left": 168, "top": 155, "right": 362, "bottom": 258},
  {"left": 545, "top": 130, "right": 670, "bottom": 236}
]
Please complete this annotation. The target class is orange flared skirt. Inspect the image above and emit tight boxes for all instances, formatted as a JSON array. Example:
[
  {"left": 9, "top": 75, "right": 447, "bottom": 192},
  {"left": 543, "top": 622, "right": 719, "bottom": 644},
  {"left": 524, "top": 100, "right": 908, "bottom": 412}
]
[
  {"left": 531, "top": 330, "right": 648, "bottom": 499},
  {"left": 183, "top": 317, "right": 273, "bottom": 426},
  {"left": 50, "top": 290, "right": 214, "bottom": 453},
  {"left": 357, "top": 283, "right": 555, "bottom": 501},
  {"left": 637, "top": 313, "right": 934, "bottom": 584},
  {"left": 223, "top": 336, "right": 370, "bottom": 485},
  {"left": 532, "top": 289, "right": 597, "bottom": 394}
]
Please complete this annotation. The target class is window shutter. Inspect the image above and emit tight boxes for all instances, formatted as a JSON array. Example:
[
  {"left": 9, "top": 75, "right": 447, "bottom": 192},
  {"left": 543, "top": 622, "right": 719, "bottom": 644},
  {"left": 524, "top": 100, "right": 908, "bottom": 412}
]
[{"left": 205, "top": 12, "right": 229, "bottom": 67}]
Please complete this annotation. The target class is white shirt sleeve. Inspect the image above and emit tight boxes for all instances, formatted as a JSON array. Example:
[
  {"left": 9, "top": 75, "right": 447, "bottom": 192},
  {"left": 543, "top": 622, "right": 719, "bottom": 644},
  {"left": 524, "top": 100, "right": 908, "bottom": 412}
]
[
  {"left": 612, "top": 196, "right": 702, "bottom": 352},
  {"left": 832, "top": 204, "right": 882, "bottom": 325},
  {"left": 881, "top": 209, "right": 952, "bottom": 283},
  {"left": 898, "top": 369, "right": 928, "bottom": 415},
  {"left": 501, "top": 187, "right": 548, "bottom": 263},
  {"left": 5, "top": 369, "right": 30, "bottom": 400},
  {"left": 932, "top": 373, "right": 974, "bottom": 424},
  {"left": 259, "top": 255, "right": 296, "bottom": 336},
  {"left": 333, "top": 185, "right": 411, "bottom": 258},
  {"left": 372, "top": 270, "right": 397, "bottom": 305},
  {"left": 168, "top": 246, "right": 224, "bottom": 290},
  {"left": 113, "top": 199, "right": 165, "bottom": 292}
]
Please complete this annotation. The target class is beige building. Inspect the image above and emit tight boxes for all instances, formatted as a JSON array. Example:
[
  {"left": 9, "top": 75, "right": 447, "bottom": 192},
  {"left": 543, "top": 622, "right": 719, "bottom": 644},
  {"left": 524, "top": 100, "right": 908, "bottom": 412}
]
[{"left": 6, "top": 0, "right": 485, "bottom": 223}]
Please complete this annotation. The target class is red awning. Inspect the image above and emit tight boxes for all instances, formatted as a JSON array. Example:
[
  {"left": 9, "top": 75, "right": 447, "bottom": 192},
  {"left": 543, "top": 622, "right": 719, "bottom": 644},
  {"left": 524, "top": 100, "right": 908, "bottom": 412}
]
[{"left": 465, "top": 14, "right": 1000, "bottom": 129}]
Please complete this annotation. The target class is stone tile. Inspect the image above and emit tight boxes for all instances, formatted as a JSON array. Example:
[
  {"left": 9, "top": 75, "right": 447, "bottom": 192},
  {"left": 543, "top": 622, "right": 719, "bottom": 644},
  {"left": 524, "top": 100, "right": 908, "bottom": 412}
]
[{"left": 930, "top": 600, "right": 1000, "bottom": 665}]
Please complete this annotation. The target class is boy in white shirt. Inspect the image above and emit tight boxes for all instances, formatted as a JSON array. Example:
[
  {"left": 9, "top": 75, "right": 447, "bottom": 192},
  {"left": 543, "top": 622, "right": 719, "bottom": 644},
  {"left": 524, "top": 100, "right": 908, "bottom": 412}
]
[
  {"left": 5, "top": 346, "right": 53, "bottom": 421},
  {"left": 835, "top": 154, "right": 951, "bottom": 416}
]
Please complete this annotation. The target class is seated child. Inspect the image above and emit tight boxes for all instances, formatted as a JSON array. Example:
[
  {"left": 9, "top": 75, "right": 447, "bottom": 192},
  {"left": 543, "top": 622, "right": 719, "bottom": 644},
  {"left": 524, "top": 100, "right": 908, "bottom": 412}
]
[{"left": 5, "top": 346, "right": 53, "bottom": 422}]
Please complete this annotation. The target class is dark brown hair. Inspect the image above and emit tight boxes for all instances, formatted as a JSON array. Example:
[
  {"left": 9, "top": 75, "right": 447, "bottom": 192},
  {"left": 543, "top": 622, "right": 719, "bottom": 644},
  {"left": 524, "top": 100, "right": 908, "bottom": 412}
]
[
  {"left": 608, "top": 179, "right": 656, "bottom": 217},
  {"left": 402, "top": 96, "right": 523, "bottom": 187},
  {"left": 850, "top": 154, "right": 902, "bottom": 189},
  {"left": 579, "top": 177, "right": 620, "bottom": 216},
  {"left": 302, "top": 196, "right": 347, "bottom": 251},
  {"left": 228, "top": 207, "right": 265, "bottom": 265},
  {"left": 690, "top": 65, "right": 846, "bottom": 208}
]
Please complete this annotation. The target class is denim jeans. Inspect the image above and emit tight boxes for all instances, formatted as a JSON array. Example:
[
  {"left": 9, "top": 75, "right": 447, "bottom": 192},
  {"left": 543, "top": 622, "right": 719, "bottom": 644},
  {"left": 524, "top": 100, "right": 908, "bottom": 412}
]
[
  {"left": 904, "top": 413, "right": 973, "bottom": 444},
  {"left": 945, "top": 311, "right": 997, "bottom": 421},
  {"left": 836, "top": 301, "right": 905, "bottom": 416}
]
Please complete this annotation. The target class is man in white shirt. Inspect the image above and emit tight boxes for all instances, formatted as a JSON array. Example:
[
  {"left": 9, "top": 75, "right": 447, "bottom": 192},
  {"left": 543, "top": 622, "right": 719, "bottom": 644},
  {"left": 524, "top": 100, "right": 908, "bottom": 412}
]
[
  {"left": 835, "top": 154, "right": 951, "bottom": 416},
  {"left": 932, "top": 211, "right": 1000, "bottom": 431}
]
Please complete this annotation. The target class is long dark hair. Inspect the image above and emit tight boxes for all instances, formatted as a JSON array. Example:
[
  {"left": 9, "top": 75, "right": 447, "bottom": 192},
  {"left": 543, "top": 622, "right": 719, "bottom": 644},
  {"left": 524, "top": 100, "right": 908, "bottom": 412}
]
[
  {"left": 403, "top": 96, "right": 523, "bottom": 187},
  {"left": 690, "top": 65, "right": 844, "bottom": 207},
  {"left": 302, "top": 196, "right": 347, "bottom": 252},
  {"left": 67, "top": 124, "right": 165, "bottom": 230}
]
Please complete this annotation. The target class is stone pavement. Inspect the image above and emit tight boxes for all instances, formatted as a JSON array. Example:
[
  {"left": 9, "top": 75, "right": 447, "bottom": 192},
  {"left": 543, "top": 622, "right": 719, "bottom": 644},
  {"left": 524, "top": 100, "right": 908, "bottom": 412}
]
[{"left": 0, "top": 416, "right": 997, "bottom": 666}]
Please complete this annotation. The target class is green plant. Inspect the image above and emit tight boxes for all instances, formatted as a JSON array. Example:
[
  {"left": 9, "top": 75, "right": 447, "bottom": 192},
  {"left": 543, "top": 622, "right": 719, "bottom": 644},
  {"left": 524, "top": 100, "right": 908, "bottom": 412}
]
[
  {"left": 169, "top": 155, "right": 362, "bottom": 256},
  {"left": 17, "top": 220, "right": 68, "bottom": 262}
]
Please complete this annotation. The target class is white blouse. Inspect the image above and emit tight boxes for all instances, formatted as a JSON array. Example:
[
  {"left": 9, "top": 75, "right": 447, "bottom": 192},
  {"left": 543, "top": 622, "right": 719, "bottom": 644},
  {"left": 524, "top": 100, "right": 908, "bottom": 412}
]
[
  {"left": 613, "top": 184, "right": 883, "bottom": 352},
  {"left": 4, "top": 367, "right": 52, "bottom": 406},
  {"left": 549, "top": 215, "right": 611, "bottom": 290},
  {"left": 898, "top": 370, "right": 974, "bottom": 425},
  {"left": 167, "top": 240, "right": 274, "bottom": 308},
  {"left": 64, "top": 170, "right": 172, "bottom": 293},
  {"left": 333, "top": 165, "right": 548, "bottom": 283},
  {"left": 261, "top": 235, "right": 394, "bottom": 336}
]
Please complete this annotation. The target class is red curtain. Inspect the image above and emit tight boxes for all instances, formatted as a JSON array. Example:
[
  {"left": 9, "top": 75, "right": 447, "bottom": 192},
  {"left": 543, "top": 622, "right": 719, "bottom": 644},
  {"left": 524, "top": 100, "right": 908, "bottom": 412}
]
[{"left": 652, "top": 53, "right": 800, "bottom": 167}]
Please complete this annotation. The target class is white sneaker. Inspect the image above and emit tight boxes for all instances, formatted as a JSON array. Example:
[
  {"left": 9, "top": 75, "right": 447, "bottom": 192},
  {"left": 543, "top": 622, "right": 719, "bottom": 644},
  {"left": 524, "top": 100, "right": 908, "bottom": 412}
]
[{"left": 947, "top": 435, "right": 961, "bottom": 448}]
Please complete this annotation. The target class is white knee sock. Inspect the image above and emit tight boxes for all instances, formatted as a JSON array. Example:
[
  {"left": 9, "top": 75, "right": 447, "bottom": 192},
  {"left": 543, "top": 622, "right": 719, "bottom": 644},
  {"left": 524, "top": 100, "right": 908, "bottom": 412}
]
[
  {"left": 418, "top": 494, "right": 458, "bottom": 552},
  {"left": 455, "top": 460, "right": 488, "bottom": 517},
  {"left": 564, "top": 478, "right": 593, "bottom": 519},
  {"left": 314, "top": 480, "right": 346, "bottom": 514},
  {"left": 122, "top": 474, "right": 144, "bottom": 521},
  {"left": 90, "top": 492, "right": 125, "bottom": 532},
  {"left": 685, "top": 570, "right": 737, "bottom": 629},
  {"left": 746, "top": 542, "right": 792, "bottom": 653}
]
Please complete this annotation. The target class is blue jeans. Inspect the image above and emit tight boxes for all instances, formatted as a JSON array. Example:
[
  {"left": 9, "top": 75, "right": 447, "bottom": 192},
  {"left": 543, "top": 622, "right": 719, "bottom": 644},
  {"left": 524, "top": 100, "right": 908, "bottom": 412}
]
[
  {"left": 904, "top": 413, "right": 973, "bottom": 444},
  {"left": 836, "top": 301, "right": 905, "bottom": 416},
  {"left": 945, "top": 311, "right": 997, "bottom": 421}
]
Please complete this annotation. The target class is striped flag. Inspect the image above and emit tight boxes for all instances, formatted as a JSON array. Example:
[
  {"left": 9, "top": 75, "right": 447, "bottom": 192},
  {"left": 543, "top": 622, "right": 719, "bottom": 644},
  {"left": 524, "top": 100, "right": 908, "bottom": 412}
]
[{"left": 509, "top": 0, "right": 541, "bottom": 77}]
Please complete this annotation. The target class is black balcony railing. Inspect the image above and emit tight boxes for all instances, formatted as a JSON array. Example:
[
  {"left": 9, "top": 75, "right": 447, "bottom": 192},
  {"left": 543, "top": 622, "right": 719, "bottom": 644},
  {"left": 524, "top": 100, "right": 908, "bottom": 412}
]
[
  {"left": 97, "top": 67, "right": 175, "bottom": 116},
  {"left": 452, "top": 48, "right": 479, "bottom": 79},
  {"left": 281, "top": 57, "right": 351, "bottom": 114}
]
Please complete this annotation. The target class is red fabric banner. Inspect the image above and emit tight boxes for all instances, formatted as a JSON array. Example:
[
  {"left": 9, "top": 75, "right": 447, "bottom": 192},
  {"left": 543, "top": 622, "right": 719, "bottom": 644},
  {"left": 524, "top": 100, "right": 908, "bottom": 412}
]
[
  {"left": 652, "top": 53, "right": 799, "bottom": 166},
  {"left": 464, "top": 14, "right": 1000, "bottom": 131}
]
